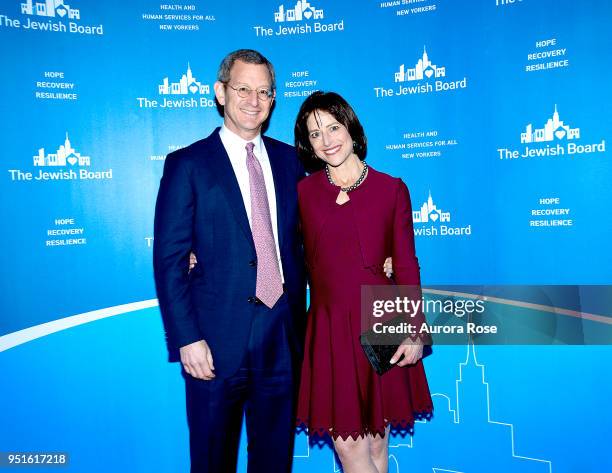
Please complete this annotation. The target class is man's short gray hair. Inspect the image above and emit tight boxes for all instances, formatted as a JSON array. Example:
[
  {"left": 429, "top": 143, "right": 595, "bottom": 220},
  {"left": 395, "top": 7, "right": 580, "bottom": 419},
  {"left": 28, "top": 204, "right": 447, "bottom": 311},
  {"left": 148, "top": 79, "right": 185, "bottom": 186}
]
[{"left": 217, "top": 49, "right": 276, "bottom": 91}]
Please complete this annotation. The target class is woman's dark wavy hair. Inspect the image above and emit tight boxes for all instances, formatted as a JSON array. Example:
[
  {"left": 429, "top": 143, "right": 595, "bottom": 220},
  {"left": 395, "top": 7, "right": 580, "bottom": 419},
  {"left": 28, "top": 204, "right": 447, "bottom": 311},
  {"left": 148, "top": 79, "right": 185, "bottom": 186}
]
[{"left": 294, "top": 91, "right": 367, "bottom": 173}]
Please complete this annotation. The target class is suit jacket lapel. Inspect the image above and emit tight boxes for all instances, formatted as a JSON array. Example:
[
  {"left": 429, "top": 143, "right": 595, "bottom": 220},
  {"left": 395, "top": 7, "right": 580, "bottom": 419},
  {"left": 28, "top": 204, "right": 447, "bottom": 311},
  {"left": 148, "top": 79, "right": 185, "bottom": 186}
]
[
  {"left": 264, "top": 136, "right": 287, "bottom": 251},
  {"left": 208, "top": 129, "right": 255, "bottom": 251}
]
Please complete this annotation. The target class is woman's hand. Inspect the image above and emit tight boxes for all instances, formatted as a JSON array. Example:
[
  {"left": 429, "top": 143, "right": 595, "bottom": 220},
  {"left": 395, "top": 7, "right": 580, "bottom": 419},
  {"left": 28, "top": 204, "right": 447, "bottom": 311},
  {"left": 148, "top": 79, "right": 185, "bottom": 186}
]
[
  {"left": 390, "top": 341, "right": 423, "bottom": 367},
  {"left": 188, "top": 252, "right": 197, "bottom": 273},
  {"left": 384, "top": 257, "right": 393, "bottom": 278}
]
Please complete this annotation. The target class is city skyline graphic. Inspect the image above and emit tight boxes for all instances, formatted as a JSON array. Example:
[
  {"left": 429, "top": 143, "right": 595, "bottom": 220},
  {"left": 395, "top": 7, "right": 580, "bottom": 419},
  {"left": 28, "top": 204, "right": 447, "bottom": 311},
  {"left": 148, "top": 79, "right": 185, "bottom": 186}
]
[
  {"left": 395, "top": 47, "right": 446, "bottom": 83},
  {"left": 274, "top": 0, "right": 324, "bottom": 22},
  {"left": 293, "top": 344, "right": 552, "bottom": 473},
  {"left": 413, "top": 191, "right": 451, "bottom": 224},
  {"left": 33, "top": 133, "right": 90, "bottom": 167},
  {"left": 521, "top": 105, "right": 580, "bottom": 144},
  {"left": 158, "top": 63, "right": 210, "bottom": 96},
  {"left": 21, "top": 0, "right": 80, "bottom": 19}
]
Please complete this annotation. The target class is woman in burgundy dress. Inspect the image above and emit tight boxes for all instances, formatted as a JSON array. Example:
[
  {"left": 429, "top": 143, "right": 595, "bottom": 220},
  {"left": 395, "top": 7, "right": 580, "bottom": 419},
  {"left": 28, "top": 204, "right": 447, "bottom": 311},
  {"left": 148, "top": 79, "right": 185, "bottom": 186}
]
[{"left": 294, "top": 92, "right": 433, "bottom": 473}]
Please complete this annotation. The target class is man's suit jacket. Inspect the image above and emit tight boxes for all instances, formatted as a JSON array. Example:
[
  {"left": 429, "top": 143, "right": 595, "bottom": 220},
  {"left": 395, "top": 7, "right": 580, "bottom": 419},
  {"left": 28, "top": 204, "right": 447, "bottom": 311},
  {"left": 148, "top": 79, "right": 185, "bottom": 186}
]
[{"left": 153, "top": 128, "right": 306, "bottom": 377}]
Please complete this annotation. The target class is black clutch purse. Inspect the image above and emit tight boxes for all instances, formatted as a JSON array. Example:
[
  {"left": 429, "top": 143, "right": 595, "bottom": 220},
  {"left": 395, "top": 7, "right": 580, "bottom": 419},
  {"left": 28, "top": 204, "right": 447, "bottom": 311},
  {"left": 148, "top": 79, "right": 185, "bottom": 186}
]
[{"left": 359, "top": 315, "right": 432, "bottom": 375}]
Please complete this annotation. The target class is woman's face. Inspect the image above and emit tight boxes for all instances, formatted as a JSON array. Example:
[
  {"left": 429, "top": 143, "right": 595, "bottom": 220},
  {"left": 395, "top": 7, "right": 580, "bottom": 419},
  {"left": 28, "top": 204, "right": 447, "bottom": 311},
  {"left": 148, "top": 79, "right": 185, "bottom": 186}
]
[{"left": 306, "top": 109, "right": 354, "bottom": 167}]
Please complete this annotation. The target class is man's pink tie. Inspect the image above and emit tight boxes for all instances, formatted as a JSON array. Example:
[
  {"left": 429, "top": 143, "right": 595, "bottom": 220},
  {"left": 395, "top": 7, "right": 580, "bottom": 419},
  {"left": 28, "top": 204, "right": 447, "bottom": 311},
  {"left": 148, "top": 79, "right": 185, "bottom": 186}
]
[{"left": 245, "top": 142, "right": 283, "bottom": 308}]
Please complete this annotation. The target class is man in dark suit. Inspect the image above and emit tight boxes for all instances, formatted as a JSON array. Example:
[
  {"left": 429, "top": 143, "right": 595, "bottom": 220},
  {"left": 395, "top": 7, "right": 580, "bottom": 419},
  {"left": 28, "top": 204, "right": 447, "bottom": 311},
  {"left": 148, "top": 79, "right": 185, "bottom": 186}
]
[{"left": 153, "top": 49, "right": 306, "bottom": 473}]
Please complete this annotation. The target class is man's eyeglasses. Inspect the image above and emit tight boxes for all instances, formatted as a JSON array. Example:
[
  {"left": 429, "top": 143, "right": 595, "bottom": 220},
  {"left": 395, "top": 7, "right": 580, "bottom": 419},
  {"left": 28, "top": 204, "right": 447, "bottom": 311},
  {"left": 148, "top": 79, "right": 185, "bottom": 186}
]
[{"left": 226, "top": 83, "right": 274, "bottom": 102}]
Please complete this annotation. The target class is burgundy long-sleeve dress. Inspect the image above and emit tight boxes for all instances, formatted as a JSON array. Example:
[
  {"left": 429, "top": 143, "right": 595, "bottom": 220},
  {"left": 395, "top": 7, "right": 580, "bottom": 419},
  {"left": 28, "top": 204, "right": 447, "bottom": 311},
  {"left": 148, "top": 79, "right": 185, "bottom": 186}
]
[{"left": 296, "top": 167, "right": 433, "bottom": 441}]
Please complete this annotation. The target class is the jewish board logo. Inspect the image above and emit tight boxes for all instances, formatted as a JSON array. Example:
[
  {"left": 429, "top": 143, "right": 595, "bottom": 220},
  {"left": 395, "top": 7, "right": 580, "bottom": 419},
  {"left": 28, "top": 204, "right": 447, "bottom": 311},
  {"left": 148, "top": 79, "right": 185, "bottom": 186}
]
[
  {"left": 254, "top": 1, "right": 344, "bottom": 37},
  {"left": 22, "top": 0, "right": 79, "bottom": 19},
  {"left": 0, "top": 0, "right": 104, "bottom": 35},
  {"left": 137, "top": 63, "right": 215, "bottom": 109},
  {"left": 395, "top": 47, "right": 445, "bottom": 82},
  {"left": 412, "top": 191, "right": 471, "bottom": 237},
  {"left": 374, "top": 47, "right": 467, "bottom": 98},
  {"left": 8, "top": 133, "right": 112, "bottom": 182},
  {"left": 497, "top": 105, "right": 606, "bottom": 160},
  {"left": 34, "top": 132, "right": 90, "bottom": 167},
  {"left": 159, "top": 63, "right": 210, "bottom": 95},
  {"left": 275, "top": 0, "right": 324, "bottom": 21},
  {"left": 495, "top": 0, "right": 523, "bottom": 7}
]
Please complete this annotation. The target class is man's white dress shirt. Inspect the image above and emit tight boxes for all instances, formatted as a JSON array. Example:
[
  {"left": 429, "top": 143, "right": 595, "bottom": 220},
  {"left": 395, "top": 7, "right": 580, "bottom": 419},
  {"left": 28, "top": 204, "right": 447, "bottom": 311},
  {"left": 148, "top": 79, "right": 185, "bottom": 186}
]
[{"left": 219, "top": 125, "right": 284, "bottom": 282}]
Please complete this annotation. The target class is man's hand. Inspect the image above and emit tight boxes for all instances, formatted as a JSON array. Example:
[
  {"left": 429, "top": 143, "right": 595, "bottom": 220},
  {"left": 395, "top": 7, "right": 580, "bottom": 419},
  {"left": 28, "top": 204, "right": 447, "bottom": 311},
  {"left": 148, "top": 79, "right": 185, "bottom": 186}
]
[
  {"left": 384, "top": 257, "right": 393, "bottom": 278},
  {"left": 188, "top": 252, "right": 198, "bottom": 273},
  {"left": 390, "top": 342, "right": 423, "bottom": 367},
  {"left": 180, "top": 340, "right": 215, "bottom": 380}
]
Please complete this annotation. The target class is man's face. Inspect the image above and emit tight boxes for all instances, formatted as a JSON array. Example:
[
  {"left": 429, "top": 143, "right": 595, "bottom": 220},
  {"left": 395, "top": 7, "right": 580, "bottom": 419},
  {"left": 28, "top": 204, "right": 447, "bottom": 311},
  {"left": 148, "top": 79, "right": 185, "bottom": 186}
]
[{"left": 214, "top": 60, "right": 275, "bottom": 140}]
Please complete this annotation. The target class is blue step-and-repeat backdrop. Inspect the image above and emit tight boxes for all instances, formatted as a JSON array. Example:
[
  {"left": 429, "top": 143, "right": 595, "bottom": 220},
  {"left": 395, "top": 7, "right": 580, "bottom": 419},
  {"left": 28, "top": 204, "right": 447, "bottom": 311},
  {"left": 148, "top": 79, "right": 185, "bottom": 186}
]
[{"left": 1, "top": 0, "right": 610, "bottom": 472}]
